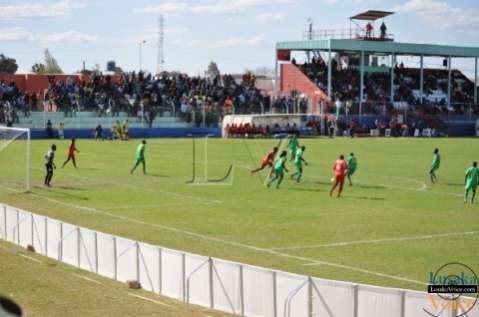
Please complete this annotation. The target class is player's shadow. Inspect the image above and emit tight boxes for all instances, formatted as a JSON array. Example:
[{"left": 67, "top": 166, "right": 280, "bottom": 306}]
[
  {"left": 355, "top": 184, "right": 387, "bottom": 190},
  {"left": 291, "top": 188, "right": 323, "bottom": 193},
  {"left": 56, "top": 186, "right": 86, "bottom": 191},
  {"left": 349, "top": 195, "right": 386, "bottom": 201},
  {"left": 443, "top": 182, "right": 463, "bottom": 187},
  {"left": 146, "top": 173, "right": 170, "bottom": 178},
  {"left": 35, "top": 186, "right": 89, "bottom": 201}
]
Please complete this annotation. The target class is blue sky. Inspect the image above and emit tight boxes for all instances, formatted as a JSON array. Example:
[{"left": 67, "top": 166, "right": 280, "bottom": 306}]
[{"left": 1, "top": 0, "right": 478, "bottom": 76}]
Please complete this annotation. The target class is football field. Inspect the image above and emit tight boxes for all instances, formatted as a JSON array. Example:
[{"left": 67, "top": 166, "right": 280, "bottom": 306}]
[{"left": 0, "top": 136, "right": 478, "bottom": 305}]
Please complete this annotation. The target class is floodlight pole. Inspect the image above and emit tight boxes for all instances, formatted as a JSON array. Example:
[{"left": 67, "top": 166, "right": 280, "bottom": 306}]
[
  {"left": 419, "top": 55, "right": 424, "bottom": 104},
  {"left": 139, "top": 40, "right": 146, "bottom": 72}
]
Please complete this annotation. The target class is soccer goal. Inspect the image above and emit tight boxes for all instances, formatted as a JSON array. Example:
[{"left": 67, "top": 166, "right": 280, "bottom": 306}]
[
  {"left": 186, "top": 134, "right": 234, "bottom": 186},
  {"left": 0, "top": 127, "right": 31, "bottom": 191}
]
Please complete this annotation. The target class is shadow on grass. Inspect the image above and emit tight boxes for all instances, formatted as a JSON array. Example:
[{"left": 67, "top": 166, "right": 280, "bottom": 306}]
[
  {"left": 34, "top": 186, "right": 90, "bottom": 201},
  {"left": 348, "top": 195, "right": 386, "bottom": 201},
  {"left": 290, "top": 187, "right": 324, "bottom": 193},
  {"left": 146, "top": 173, "right": 170, "bottom": 178},
  {"left": 355, "top": 184, "right": 388, "bottom": 190}
]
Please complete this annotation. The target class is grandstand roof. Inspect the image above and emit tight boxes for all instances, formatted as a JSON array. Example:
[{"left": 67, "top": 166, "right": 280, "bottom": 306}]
[
  {"left": 276, "top": 39, "right": 479, "bottom": 58},
  {"left": 350, "top": 10, "right": 394, "bottom": 21}
]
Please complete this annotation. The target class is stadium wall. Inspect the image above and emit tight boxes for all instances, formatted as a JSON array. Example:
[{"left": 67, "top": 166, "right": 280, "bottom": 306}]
[
  {"left": 30, "top": 127, "right": 222, "bottom": 139},
  {"left": 1, "top": 203, "right": 476, "bottom": 317}
]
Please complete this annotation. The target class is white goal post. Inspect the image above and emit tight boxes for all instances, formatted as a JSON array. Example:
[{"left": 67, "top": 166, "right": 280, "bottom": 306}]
[{"left": 0, "top": 126, "right": 31, "bottom": 191}]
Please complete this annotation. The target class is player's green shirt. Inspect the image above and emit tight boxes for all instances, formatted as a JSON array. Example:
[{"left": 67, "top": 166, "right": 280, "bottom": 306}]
[
  {"left": 274, "top": 156, "right": 287, "bottom": 173},
  {"left": 465, "top": 166, "right": 479, "bottom": 188},
  {"left": 347, "top": 156, "right": 357, "bottom": 172},
  {"left": 294, "top": 148, "right": 304, "bottom": 166},
  {"left": 431, "top": 153, "right": 440, "bottom": 170},
  {"left": 288, "top": 137, "right": 299, "bottom": 150},
  {"left": 135, "top": 143, "right": 145, "bottom": 160}
]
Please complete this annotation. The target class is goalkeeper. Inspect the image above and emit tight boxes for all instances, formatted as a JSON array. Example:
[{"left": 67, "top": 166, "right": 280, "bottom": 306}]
[
  {"left": 44, "top": 144, "right": 57, "bottom": 187},
  {"left": 464, "top": 162, "right": 478, "bottom": 204},
  {"left": 130, "top": 140, "right": 147, "bottom": 175}
]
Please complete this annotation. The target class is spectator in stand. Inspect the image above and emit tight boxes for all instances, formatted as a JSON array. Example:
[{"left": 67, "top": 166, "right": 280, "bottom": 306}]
[
  {"left": 380, "top": 22, "right": 387, "bottom": 39},
  {"left": 365, "top": 22, "right": 373, "bottom": 38}
]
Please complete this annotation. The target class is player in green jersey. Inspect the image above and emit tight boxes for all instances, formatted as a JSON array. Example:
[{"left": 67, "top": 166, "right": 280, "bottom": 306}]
[
  {"left": 287, "top": 134, "right": 299, "bottom": 161},
  {"left": 346, "top": 153, "right": 357, "bottom": 186},
  {"left": 429, "top": 148, "right": 440, "bottom": 183},
  {"left": 130, "top": 140, "right": 147, "bottom": 175},
  {"left": 267, "top": 151, "right": 288, "bottom": 189},
  {"left": 464, "top": 161, "right": 478, "bottom": 204},
  {"left": 291, "top": 146, "right": 308, "bottom": 182}
]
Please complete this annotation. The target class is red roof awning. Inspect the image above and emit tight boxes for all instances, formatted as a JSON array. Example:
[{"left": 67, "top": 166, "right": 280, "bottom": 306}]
[{"left": 350, "top": 10, "right": 394, "bottom": 21}]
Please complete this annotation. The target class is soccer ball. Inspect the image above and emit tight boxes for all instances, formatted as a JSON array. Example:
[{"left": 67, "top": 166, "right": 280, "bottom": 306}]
[{"left": 330, "top": 177, "right": 335, "bottom": 182}]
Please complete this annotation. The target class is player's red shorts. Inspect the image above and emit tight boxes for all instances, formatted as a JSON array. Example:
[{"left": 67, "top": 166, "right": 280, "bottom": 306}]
[
  {"left": 335, "top": 174, "right": 345, "bottom": 182},
  {"left": 261, "top": 159, "right": 273, "bottom": 166}
]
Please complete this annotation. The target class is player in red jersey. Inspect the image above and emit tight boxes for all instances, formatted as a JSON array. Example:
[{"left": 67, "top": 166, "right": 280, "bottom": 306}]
[
  {"left": 330, "top": 154, "right": 348, "bottom": 197},
  {"left": 62, "top": 138, "right": 80, "bottom": 168},
  {"left": 251, "top": 147, "right": 278, "bottom": 175}
]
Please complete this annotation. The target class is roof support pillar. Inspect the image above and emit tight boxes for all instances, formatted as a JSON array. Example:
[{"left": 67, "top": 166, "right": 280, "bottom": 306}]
[
  {"left": 420, "top": 55, "right": 424, "bottom": 104},
  {"left": 360, "top": 50, "right": 364, "bottom": 122},
  {"left": 274, "top": 49, "right": 279, "bottom": 97},
  {"left": 447, "top": 56, "right": 452, "bottom": 109},
  {"left": 390, "top": 53, "right": 395, "bottom": 104},
  {"left": 474, "top": 57, "right": 478, "bottom": 104},
  {"left": 327, "top": 48, "right": 332, "bottom": 98}
]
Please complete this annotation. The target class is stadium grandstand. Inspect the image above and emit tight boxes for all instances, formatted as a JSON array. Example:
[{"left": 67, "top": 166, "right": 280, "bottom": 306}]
[{"left": 275, "top": 10, "right": 479, "bottom": 137}]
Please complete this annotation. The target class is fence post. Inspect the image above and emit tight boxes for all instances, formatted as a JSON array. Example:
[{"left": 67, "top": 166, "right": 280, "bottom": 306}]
[
  {"left": 308, "top": 277, "right": 313, "bottom": 317},
  {"left": 30, "top": 213, "right": 34, "bottom": 247},
  {"left": 353, "top": 284, "right": 359, "bottom": 317},
  {"left": 239, "top": 264, "right": 245, "bottom": 316},
  {"left": 182, "top": 253, "right": 186, "bottom": 302},
  {"left": 44, "top": 218, "right": 48, "bottom": 256},
  {"left": 16, "top": 209, "right": 20, "bottom": 244},
  {"left": 113, "top": 236, "right": 117, "bottom": 280},
  {"left": 59, "top": 222, "right": 63, "bottom": 261},
  {"left": 94, "top": 231, "right": 98, "bottom": 274},
  {"left": 400, "top": 291, "right": 406, "bottom": 317},
  {"left": 3, "top": 206, "right": 6, "bottom": 240},
  {"left": 158, "top": 248, "right": 162, "bottom": 294},
  {"left": 272, "top": 271, "right": 277, "bottom": 317},
  {"left": 136, "top": 241, "right": 140, "bottom": 282},
  {"left": 77, "top": 227, "right": 81, "bottom": 268},
  {"left": 209, "top": 257, "right": 214, "bottom": 309}
]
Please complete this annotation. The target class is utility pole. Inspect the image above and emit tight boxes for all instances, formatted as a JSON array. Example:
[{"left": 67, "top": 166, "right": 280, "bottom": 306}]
[{"left": 139, "top": 40, "right": 146, "bottom": 72}]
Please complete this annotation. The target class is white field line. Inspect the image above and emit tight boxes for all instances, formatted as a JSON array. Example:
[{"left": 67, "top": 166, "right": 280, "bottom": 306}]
[
  {"left": 98, "top": 202, "right": 208, "bottom": 210},
  {"left": 0, "top": 184, "right": 426, "bottom": 286},
  {"left": 18, "top": 253, "right": 43, "bottom": 263},
  {"left": 31, "top": 167, "right": 222, "bottom": 205},
  {"left": 71, "top": 273, "right": 104, "bottom": 285},
  {"left": 126, "top": 293, "right": 174, "bottom": 308},
  {"left": 272, "top": 231, "right": 479, "bottom": 251}
]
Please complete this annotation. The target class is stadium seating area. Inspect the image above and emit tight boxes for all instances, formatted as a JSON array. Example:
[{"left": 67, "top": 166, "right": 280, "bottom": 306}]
[
  {"left": 0, "top": 72, "right": 269, "bottom": 129},
  {"left": 298, "top": 57, "right": 478, "bottom": 115}
]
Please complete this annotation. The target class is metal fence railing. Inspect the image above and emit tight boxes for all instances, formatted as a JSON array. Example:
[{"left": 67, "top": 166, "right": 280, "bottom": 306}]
[{"left": 1, "top": 203, "right": 476, "bottom": 317}]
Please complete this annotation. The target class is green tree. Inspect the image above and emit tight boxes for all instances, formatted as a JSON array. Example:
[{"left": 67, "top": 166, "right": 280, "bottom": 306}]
[
  {"left": 0, "top": 54, "right": 19, "bottom": 74},
  {"left": 31, "top": 48, "right": 63, "bottom": 74}
]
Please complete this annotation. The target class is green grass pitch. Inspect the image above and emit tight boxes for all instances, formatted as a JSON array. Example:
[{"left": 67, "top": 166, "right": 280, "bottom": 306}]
[{"left": 0, "top": 137, "right": 478, "bottom": 305}]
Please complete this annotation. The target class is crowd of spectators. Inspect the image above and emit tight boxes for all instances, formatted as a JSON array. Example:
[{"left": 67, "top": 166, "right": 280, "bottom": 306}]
[
  {"left": 1, "top": 71, "right": 269, "bottom": 128},
  {"left": 224, "top": 122, "right": 301, "bottom": 138},
  {"left": 0, "top": 81, "right": 39, "bottom": 126},
  {"left": 298, "top": 56, "right": 478, "bottom": 116},
  {"left": 42, "top": 71, "right": 268, "bottom": 127}
]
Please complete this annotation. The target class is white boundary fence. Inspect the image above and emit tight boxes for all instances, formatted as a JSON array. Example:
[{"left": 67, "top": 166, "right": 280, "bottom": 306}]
[{"left": 0, "top": 203, "right": 477, "bottom": 317}]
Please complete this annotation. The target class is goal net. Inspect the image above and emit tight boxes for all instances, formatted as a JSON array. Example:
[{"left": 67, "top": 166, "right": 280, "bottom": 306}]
[{"left": 0, "top": 127, "right": 31, "bottom": 191}]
